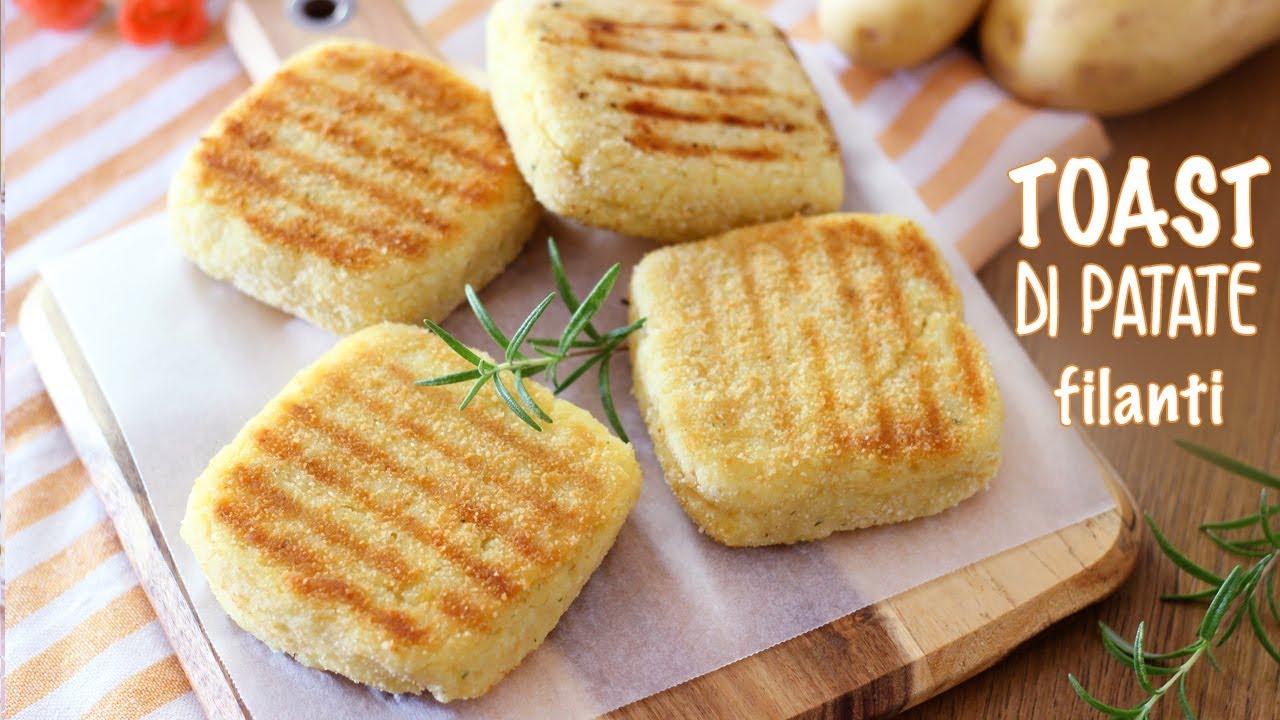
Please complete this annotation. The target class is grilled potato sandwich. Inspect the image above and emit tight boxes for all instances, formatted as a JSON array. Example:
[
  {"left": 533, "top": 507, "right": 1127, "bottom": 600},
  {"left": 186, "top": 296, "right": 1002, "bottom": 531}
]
[
  {"left": 486, "top": 0, "right": 844, "bottom": 243},
  {"left": 169, "top": 41, "right": 539, "bottom": 335},
  {"left": 629, "top": 214, "right": 1002, "bottom": 546},
  {"left": 181, "top": 323, "right": 642, "bottom": 700}
]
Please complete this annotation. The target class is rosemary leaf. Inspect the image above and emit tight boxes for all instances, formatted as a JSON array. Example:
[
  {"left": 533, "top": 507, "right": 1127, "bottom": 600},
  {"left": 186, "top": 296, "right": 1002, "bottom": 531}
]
[
  {"left": 1176, "top": 675, "right": 1197, "bottom": 720},
  {"left": 1132, "top": 623, "right": 1155, "bottom": 693},
  {"left": 1175, "top": 440, "right": 1280, "bottom": 491},
  {"left": 493, "top": 372, "right": 541, "bottom": 431},
  {"left": 1198, "top": 566, "right": 1245, "bottom": 641},
  {"left": 554, "top": 339, "right": 620, "bottom": 394},
  {"left": 1203, "top": 528, "right": 1274, "bottom": 558},
  {"left": 1259, "top": 490, "right": 1280, "bottom": 548},
  {"left": 1100, "top": 622, "right": 1198, "bottom": 661},
  {"left": 1068, "top": 675, "right": 1143, "bottom": 718},
  {"left": 1249, "top": 597, "right": 1280, "bottom": 663},
  {"left": 1161, "top": 588, "right": 1219, "bottom": 603},
  {"left": 514, "top": 369, "right": 554, "bottom": 424},
  {"left": 458, "top": 375, "right": 490, "bottom": 410},
  {"left": 508, "top": 293, "right": 557, "bottom": 363},
  {"left": 603, "top": 317, "right": 646, "bottom": 340},
  {"left": 1200, "top": 513, "right": 1264, "bottom": 531},
  {"left": 466, "top": 285, "right": 511, "bottom": 351},
  {"left": 1147, "top": 514, "right": 1226, "bottom": 586},
  {"left": 560, "top": 263, "right": 620, "bottom": 355},
  {"left": 1267, "top": 565, "right": 1280, "bottom": 623},
  {"left": 548, "top": 238, "right": 601, "bottom": 342},
  {"left": 598, "top": 351, "right": 628, "bottom": 443},
  {"left": 424, "top": 319, "right": 483, "bottom": 366},
  {"left": 416, "top": 368, "right": 482, "bottom": 386}
]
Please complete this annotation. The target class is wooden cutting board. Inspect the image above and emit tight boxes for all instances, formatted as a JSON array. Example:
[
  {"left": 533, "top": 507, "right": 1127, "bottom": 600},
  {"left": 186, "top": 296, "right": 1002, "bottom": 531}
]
[
  {"left": 21, "top": 279, "right": 1138, "bottom": 720},
  {"left": 18, "top": 2, "right": 1141, "bottom": 718}
]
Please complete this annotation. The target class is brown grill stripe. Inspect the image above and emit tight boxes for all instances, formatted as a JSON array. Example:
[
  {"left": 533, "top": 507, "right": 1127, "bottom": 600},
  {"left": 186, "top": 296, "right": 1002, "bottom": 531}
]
[
  {"left": 578, "top": 16, "right": 754, "bottom": 37},
  {"left": 621, "top": 100, "right": 797, "bottom": 132},
  {"left": 895, "top": 222, "right": 953, "bottom": 298},
  {"left": 273, "top": 70, "right": 507, "bottom": 174},
  {"left": 952, "top": 326, "right": 987, "bottom": 409},
  {"left": 818, "top": 225, "right": 878, "bottom": 369},
  {"left": 282, "top": 402, "right": 521, "bottom": 600},
  {"left": 729, "top": 239, "right": 795, "bottom": 437},
  {"left": 250, "top": 427, "right": 499, "bottom": 629},
  {"left": 220, "top": 118, "right": 453, "bottom": 236},
  {"left": 214, "top": 498, "right": 431, "bottom": 643},
  {"left": 819, "top": 222, "right": 912, "bottom": 458},
  {"left": 227, "top": 462, "right": 420, "bottom": 585},
  {"left": 248, "top": 94, "right": 493, "bottom": 205},
  {"left": 542, "top": 35, "right": 750, "bottom": 65},
  {"left": 377, "top": 360, "right": 604, "bottom": 509},
  {"left": 194, "top": 146, "right": 376, "bottom": 268},
  {"left": 626, "top": 125, "right": 780, "bottom": 161},
  {"left": 599, "top": 71, "right": 792, "bottom": 100},
  {"left": 332, "top": 373, "right": 575, "bottom": 535}
]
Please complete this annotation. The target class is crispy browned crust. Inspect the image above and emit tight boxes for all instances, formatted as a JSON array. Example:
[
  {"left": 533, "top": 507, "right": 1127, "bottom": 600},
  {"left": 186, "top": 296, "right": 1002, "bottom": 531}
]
[
  {"left": 187, "top": 43, "right": 523, "bottom": 270},
  {"left": 182, "top": 324, "right": 641, "bottom": 698},
  {"left": 487, "top": 0, "right": 844, "bottom": 242},
  {"left": 629, "top": 214, "right": 1003, "bottom": 545}
]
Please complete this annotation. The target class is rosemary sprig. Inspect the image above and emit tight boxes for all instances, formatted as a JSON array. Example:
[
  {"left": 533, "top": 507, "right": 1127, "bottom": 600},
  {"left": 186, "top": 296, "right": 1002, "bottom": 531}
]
[
  {"left": 1071, "top": 441, "right": 1280, "bottom": 718},
  {"left": 416, "top": 238, "right": 644, "bottom": 442}
]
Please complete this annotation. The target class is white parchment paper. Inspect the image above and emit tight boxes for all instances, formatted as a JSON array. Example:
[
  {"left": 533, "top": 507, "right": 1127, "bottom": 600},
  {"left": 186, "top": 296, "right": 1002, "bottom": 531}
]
[{"left": 39, "top": 48, "right": 1114, "bottom": 719}]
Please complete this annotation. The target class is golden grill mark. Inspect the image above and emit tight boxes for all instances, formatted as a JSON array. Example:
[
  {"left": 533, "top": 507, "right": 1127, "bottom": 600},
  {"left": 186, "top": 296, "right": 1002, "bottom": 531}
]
[
  {"left": 599, "top": 71, "right": 794, "bottom": 101},
  {"left": 621, "top": 100, "right": 796, "bottom": 132},
  {"left": 282, "top": 402, "right": 521, "bottom": 600},
  {"left": 328, "top": 372, "right": 571, "bottom": 554},
  {"left": 817, "top": 225, "right": 878, "bottom": 369},
  {"left": 213, "top": 492, "right": 431, "bottom": 644},
  {"left": 249, "top": 93, "right": 498, "bottom": 206},
  {"left": 376, "top": 360, "right": 605, "bottom": 510},
  {"left": 194, "top": 146, "right": 376, "bottom": 268},
  {"left": 895, "top": 223, "right": 954, "bottom": 299},
  {"left": 625, "top": 125, "right": 780, "bottom": 161},
  {"left": 276, "top": 70, "right": 509, "bottom": 175},
  {"left": 227, "top": 461, "right": 419, "bottom": 585},
  {"left": 541, "top": 34, "right": 750, "bottom": 65},
  {"left": 728, "top": 240, "right": 795, "bottom": 437},
  {"left": 951, "top": 326, "right": 987, "bottom": 409},
  {"left": 314, "top": 49, "right": 488, "bottom": 124},
  {"left": 578, "top": 16, "right": 751, "bottom": 37},
  {"left": 250, "top": 427, "right": 499, "bottom": 632},
  {"left": 220, "top": 119, "right": 453, "bottom": 242}
]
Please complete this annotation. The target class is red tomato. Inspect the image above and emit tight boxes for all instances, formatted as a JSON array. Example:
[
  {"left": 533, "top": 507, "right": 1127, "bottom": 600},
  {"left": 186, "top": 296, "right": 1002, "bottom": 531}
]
[
  {"left": 117, "top": 0, "right": 209, "bottom": 46},
  {"left": 16, "top": 0, "right": 103, "bottom": 31}
]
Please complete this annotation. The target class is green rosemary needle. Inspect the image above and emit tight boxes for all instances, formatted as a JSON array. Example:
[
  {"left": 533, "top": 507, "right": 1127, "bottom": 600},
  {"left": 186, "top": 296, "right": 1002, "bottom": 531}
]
[
  {"left": 416, "top": 238, "right": 644, "bottom": 442},
  {"left": 1071, "top": 441, "right": 1280, "bottom": 719}
]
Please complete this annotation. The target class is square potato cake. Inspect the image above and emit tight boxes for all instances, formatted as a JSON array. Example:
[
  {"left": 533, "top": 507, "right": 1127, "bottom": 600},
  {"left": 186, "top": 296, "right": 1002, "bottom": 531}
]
[
  {"left": 169, "top": 41, "right": 539, "bottom": 334},
  {"left": 182, "top": 323, "right": 641, "bottom": 700},
  {"left": 629, "top": 214, "right": 1002, "bottom": 546},
  {"left": 487, "top": 0, "right": 843, "bottom": 243}
]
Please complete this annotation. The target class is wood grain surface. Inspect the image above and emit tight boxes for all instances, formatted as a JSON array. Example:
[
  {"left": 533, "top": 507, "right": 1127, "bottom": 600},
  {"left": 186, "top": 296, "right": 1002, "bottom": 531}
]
[{"left": 897, "top": 43, "right": 1280, "bottom": 720}]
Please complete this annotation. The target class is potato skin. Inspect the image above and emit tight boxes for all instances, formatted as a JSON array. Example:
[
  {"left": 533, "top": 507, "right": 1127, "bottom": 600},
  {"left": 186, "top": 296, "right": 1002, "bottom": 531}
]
[
  {"left": 818, "top": 0, "right": 987, "bottom": 69},
  {"left": 981, "top": 0, "right": 1280, "bottom": 116}
]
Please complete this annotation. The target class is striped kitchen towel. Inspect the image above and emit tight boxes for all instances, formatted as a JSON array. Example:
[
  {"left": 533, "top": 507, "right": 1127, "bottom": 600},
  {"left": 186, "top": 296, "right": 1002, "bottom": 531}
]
[{"left": 1, "top": 0, "right": 1107, "bottom": 718}]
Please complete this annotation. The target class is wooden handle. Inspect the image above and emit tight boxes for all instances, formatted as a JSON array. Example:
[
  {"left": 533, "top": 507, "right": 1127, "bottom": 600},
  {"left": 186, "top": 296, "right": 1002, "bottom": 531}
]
[{"left": 225, "top": 0, "right": 442, "bottom": 82}]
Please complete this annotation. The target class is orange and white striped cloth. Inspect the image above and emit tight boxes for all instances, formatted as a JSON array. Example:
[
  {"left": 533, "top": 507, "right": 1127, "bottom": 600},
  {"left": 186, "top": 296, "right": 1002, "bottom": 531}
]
[{"left": 2, "top": 1, "right": 1107, "bottom": 717}]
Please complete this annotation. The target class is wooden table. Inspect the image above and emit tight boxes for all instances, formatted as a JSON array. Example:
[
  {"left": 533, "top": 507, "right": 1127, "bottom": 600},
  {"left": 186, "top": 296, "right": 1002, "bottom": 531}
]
[{"left": 893, "top": 44, "right": 1280, "bottom": 720}]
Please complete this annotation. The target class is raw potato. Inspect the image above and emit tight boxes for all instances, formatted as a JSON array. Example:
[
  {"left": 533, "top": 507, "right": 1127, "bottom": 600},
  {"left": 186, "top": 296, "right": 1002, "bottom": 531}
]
[
  {"left": 981, "top": 0, "right": 1280, "bottom": 116},
  {"left": 818, "top": 0, "right": 987, "bottom": 69}
]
